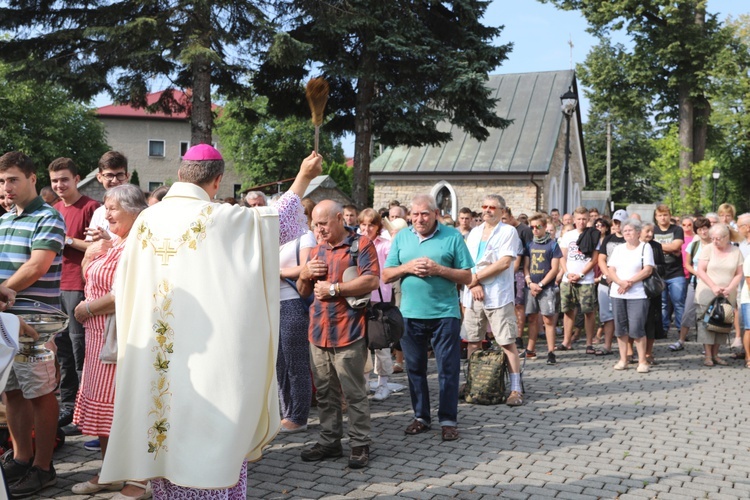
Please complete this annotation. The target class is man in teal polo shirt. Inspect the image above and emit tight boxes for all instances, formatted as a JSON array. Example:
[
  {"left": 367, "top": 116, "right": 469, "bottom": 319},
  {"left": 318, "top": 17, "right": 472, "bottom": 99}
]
[
  {"left": 383, "top": 194, "right": 473, "bottom": 442},
  {"left": 0, "top": 151, "right": 65, "bottom": 497}
]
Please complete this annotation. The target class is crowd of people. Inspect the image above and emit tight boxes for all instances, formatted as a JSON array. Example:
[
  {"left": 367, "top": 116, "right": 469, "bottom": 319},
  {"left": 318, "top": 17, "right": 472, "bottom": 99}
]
[{"left": 0, "top": 143, "right": 748, "bottom": 497}]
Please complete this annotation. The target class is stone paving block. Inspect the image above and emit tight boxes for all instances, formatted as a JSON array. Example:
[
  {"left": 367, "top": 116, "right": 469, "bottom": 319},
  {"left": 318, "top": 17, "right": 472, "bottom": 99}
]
[
  {"left": 521, "top": 485, "right": 557, "bottom": 497},
  {"left": 398, "top": 490, "right": 436, "bottom": 500}
]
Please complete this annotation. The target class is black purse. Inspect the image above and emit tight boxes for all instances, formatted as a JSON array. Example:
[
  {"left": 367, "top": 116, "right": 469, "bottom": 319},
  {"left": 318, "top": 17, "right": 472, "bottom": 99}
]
[
  {"left": 366, "top": 288, "right": 404, "bottom": 351},
  {"left": 641, "top": 244, "right": 665, "bottom": 299}
]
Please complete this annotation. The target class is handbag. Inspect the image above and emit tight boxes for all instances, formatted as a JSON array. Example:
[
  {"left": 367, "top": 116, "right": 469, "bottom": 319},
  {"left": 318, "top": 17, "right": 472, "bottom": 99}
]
[
  {"left": 704, "top": 295, "right": 734, "bottom": 334},
  {"left": 99, "top": 313, "right": 117, "bottom": 364},
  {"left": 641, "top": 244, "right": 665, "bottom": 299},
  {"left": 365, "top": 288, "right": 404, "bottom": 351}
]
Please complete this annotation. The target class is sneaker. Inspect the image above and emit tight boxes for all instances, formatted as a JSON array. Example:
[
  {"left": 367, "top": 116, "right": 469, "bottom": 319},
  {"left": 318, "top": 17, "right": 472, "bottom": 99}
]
[
  {"left": 1, "top": 450, "right": 32, "bottom": 484},
  {"left": 519, "top": 350, "right": 536, "bottom": 359},
  {"left": 546, "top": 352, "right": 557, "bottom": 365},
  {"left": 668, "top": 341, "right": 684, "bottom": 351},
  {"left": 300, "top": 443, "right": 343, "bottom": 462},
  {"left": 372, "top": 385, "right": 391, "bottom": 401},
  {"left": 58, "top": 406, "right": 74, "bottom": 427},
  {"left": 84, "top": 438, "right": 101, "bottom": 451},
  {"left": 348, "top": 445, "right": 369, "bottom": 469},
  {"left": 10, "top": 464, "right": 56, "bottom": 498},
  {"left": 506, "top": 391, "right": 524, "bottom": 407}
]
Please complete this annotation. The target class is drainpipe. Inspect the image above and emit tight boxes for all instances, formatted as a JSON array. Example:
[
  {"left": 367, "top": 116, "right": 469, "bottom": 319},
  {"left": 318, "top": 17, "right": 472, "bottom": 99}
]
[{"left": 530, "top": 175, "right": 541, "bottom": 212}]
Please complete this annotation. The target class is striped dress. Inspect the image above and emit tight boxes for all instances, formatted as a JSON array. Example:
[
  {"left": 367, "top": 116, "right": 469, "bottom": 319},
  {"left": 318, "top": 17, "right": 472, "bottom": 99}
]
[{"left": 72, "top": 238, "right": 126, "bottom": 436}]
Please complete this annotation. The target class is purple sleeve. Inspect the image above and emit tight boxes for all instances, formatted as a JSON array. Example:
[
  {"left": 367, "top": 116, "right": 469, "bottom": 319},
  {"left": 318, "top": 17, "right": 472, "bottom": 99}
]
[{"left": 274, "top": 191, "right": 308, "bottom": 246}]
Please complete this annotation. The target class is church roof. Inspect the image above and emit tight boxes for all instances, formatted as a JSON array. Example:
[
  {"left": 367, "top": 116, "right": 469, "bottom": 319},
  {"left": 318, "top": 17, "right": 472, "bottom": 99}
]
[{"left": 370, "top": 69, "right": 581, "bottom": 175}]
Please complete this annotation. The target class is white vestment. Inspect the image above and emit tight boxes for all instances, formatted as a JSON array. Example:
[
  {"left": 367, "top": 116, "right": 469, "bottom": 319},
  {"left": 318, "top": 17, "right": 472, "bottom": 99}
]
[{"left": 100, "top": 182, "right": 286, "bottom": 489}]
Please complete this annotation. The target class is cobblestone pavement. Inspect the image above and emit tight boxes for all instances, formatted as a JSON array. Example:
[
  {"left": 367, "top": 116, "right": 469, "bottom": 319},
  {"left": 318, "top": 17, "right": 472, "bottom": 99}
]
[{"left": 39, "top": 337, "right": 750, "bottom": 499}]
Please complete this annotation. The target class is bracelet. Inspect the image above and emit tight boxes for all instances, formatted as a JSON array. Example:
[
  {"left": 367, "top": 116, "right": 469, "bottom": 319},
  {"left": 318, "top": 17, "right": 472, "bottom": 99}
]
[
  {"left": 85, "top": 302, "right": 93, "bottom": 317},
  {"left": 335, "top": 283, "right": 341, "bottom": 296}
]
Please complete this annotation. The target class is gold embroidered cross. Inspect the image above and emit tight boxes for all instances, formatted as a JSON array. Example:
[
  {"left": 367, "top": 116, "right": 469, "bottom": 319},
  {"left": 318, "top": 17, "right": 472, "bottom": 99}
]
[{"left": 155, "top": 240, "right": 177, "bottom": 266}]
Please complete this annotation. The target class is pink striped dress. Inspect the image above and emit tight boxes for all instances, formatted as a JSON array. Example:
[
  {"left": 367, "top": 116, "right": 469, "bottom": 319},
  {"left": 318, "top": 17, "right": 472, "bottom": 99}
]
[{"left": 72, "top": 238, "right": 126, "bottom": 436}]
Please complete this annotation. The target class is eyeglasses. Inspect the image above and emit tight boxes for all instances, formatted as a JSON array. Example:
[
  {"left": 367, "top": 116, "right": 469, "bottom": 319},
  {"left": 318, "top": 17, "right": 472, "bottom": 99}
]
[
  {"left": 711, "top": 235, "right": 728, "bottom": 241},
  {"left": 481, "top": 205, "right": 499, "bottom": 210},
  {"left": 100, "top": 172, "right": 128, "bottom": 181}
]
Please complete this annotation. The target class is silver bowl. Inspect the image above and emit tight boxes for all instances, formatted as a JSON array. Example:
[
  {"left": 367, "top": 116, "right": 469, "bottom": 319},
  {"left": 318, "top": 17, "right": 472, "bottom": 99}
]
[{"left": 9, "top": 300, "right": 68, "bottom": 363}]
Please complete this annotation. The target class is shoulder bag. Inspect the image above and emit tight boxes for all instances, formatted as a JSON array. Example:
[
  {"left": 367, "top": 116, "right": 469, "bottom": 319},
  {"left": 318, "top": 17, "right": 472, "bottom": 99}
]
[{"left": 641, "top": 244, "right": 665, "bottom": 299}]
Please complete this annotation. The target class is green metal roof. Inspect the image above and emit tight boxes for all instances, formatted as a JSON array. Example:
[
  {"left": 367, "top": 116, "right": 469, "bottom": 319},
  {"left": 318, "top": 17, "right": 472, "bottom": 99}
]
[{"left": 371, "top": 70, "right": 575, "bottom": 175}]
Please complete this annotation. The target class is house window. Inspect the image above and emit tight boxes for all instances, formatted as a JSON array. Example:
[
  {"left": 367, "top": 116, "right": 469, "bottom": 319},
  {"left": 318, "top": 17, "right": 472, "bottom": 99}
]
[
  {"left": 435, "top": 186, "right": 453, "bottom": 217},
  {"left": 148, "top": 182, "right": 162, "bottom": 192},
  {"left": 180, "top": 141, "right": 190, "bottom": 157},
  {"left": 149, "top": 140, "right": 165, "bottom": 158}
]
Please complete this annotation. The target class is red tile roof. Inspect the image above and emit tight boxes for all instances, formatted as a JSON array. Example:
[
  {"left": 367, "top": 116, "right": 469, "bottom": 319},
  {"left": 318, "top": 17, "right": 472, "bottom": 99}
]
[{"left": 96, "top": 90, "right": 217, "bottom": 120}]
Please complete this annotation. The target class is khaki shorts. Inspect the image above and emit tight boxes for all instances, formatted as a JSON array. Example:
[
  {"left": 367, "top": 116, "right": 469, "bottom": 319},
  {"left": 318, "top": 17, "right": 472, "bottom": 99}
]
[
  {"left": 560, "top": 282, "right": 597, "bottom": 314},
  {"left": 463, "top": 301, "right": 517, "bottom": 346},
  {"left": 5, "top": 360, "right": 58, "bottom": 399}
]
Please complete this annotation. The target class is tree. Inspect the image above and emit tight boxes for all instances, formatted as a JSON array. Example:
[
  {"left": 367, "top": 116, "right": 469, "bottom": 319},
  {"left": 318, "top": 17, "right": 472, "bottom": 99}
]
[
  {"left": 583, "top": 104, "right": 659, "bottom": 204},
  {"left": 216, "top": 95, "right": 345, "bottom": 188},
  {"left": 541, "top": 0, "right": 730, "bottom": 210},
  {"left": 0, "top": 61, "right": 109, "bottom": 184},
  {"left": 0, "top": 0, "right": 273, "bottom": 145},
  {"left": 254, "top": 0, "right": 512, "bottom": 207}
]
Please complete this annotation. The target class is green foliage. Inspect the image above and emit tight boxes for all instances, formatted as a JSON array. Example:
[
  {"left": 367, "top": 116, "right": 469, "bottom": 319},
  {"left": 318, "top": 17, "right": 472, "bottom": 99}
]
[
  {"left": 255, "top": 0, "right": 512, "bottom": 206},
  {"left": 582, "top": 102, "right": 659, "bottom": 204},
  {"left": 216, "top": 95, "right": 345, "bottom": 189},
  {"left": 0, "top": 62, "right": 109, "bottom": 185},
  {"left": 0, "top": 0, "right": 275, "bottom": 144},
  {"left": 650, "top": 125, "right": 715, "bottom": 214},
  {"left": 130, "top": 170, "right": 141, "bottom": 187}
]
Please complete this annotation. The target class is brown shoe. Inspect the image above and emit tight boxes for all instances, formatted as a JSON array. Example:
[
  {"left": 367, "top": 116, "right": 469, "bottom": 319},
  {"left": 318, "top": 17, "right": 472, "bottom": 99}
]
[
  {"left": 404, "top": 419, "right": 430, "bottom": 435},
  {"left": 441, "top": 426, "right": 459, "bottom": 441},
  {"left": 506, "top": 391, "right": 523, "bottom": 407}
]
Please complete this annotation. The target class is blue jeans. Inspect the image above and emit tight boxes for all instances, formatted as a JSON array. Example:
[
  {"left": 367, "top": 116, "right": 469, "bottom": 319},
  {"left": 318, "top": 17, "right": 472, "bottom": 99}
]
[
  {"left": 400, "top": 317, "right": 461, "bottom": 427},
  {"left": 661, "top": 277, "right": 688, "bottom": 332}
]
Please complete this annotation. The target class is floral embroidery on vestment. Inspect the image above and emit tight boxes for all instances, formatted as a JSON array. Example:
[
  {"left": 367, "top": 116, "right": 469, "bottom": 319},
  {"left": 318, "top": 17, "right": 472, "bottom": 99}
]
[
  {"left": 136, "top": 205, "right": 213, "bottom": 264},
  {"left": 148, "top": 280, "right": 174, "bottom": 457}
]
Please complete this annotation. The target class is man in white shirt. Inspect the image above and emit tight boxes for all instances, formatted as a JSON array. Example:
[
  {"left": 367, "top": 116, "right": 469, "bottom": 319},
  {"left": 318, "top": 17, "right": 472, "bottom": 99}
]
[
  {"left": 558, "top": 206, "right": 599, "bottom": 351},
  {"left": 85, "top": 151, "right": 130, "bottom": 242}
]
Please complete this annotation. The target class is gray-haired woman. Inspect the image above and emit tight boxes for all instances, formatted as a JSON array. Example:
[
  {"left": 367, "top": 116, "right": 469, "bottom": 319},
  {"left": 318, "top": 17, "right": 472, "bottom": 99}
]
[
  {"left": 694, "top": 223, "right": 744, "bottom": 366},
  {"left": 607, "top": 219, "right": 654, "bottom": 373},
  {"left": 71, "top": 184, "right": 151, "bottom": 498}
]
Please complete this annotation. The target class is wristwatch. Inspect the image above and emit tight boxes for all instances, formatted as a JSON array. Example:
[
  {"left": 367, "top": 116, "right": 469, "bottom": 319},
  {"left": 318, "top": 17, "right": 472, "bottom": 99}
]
[
  {"left": 65, "top": 237, "right": 74, "bottom": 246},
  {"left": 329, "top": 283, "right": 337, "bottom": 297}
]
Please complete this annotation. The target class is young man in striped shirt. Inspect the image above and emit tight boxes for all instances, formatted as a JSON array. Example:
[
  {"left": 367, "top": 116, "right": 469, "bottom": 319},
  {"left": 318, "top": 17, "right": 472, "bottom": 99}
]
[{"left": 0, "top": 151, "right": 66, "bottom": 497}]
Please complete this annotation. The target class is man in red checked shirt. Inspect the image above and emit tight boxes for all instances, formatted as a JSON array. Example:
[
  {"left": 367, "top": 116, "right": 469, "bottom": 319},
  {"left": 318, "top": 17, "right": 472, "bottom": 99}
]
[{"left": 297, "top": 199, "right": 380, "bottom": 470}]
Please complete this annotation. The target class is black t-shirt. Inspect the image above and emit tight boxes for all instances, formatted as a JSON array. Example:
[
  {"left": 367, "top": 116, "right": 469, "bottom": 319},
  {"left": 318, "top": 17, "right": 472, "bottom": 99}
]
[
  {"left": 515, "top": 223, "right": 533, "bottom": 246},
  {"left": 653, "top": 224, "right": 684, "bottom": 280},
  {"left": 600, "top": 233, "right": 626, "bottom": 263}
]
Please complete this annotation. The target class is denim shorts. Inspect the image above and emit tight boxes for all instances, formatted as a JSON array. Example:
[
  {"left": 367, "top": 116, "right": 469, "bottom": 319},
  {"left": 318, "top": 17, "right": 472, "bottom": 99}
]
[{"left": 742, "top": 303, "right": 750, "bottom": 330}]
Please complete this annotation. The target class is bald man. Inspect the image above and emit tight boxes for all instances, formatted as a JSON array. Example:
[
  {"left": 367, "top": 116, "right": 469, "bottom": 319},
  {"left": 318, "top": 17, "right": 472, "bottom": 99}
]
[{"left": 297, "top": 200, "right": 380, "bottom": 469}]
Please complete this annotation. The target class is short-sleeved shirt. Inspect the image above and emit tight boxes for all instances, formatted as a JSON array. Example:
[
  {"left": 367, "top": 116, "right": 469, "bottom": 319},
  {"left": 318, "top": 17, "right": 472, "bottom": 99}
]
[
  {"left": 54, "top": 195, "right": 100, "bottom": 291},
  {"left": 307, "top": 233, "right": 379, "bottom": 348},
  {"left": 525, "top": 239, "right": 562, "bottom": 289},
  {"left": 386, "top": 222, "right": 474, "bottom": 319},
  {"left": 609, "top": 242, "right": 654, "bottom": 299},
  {"left": 653, "top": 224, "right": 684, "bottom": 279},
  {"left": 694, "top": 244, "right": 744, "bottom": 306},
  {"left": 0, "top": 196, "right": 65, "bottom": 305},
  {"left": 559, "top": 229, "right": 595, "bottom": 284}
]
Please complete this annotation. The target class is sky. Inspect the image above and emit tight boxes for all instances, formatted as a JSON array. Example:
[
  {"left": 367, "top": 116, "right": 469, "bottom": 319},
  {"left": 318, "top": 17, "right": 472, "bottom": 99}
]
[{"left": 337, "top": 0, "right": 748, "bottom": 157}]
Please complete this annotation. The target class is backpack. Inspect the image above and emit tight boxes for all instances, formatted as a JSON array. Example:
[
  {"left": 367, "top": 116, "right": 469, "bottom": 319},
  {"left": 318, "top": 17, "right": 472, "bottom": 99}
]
[{"left": 464, "top": 349, "right": 507, "bottom": 405}]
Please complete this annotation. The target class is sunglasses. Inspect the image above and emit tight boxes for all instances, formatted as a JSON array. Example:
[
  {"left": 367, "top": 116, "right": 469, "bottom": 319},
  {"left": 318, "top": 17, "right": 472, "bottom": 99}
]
[
  {"left": 530, "top": 224, "right": 544, "bottom": 230},
  {"left": 481, "top": 205, "right": 499, "bottom": 210}
]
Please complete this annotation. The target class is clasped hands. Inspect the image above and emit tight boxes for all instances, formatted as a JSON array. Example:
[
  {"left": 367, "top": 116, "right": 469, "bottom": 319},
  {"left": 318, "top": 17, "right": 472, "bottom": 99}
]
[{"left": 406, "top": 257, "right": 440, "bottom": 279}]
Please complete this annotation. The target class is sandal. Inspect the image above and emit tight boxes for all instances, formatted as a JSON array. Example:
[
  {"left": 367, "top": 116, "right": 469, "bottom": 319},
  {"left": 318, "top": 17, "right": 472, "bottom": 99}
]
[
  {"left": 556, "top": 344, "right": 573, "bottom": 351},
  {"left": 594, "top": 349, "right": 613, "bottom": 356},
  {"left": 404, "top": 419, "right": 431, "bottom": 435},
  {"left": 703, "top": 358, "right": 714, "bottom": 367},
  {"left": 585, "top": 345, "right": 596, "bottom": 355},
  {"left": 441, "top": 426, "right": 459, "bottom": 441},
  {"left": 668, "top": 341, "right": 684, "bottom": 351},
  {"left": 712, "top": 357, "right": 728, "bottom": 366},
  {"left": 745, "top": 362, "right": 750, "bottom": 369}
]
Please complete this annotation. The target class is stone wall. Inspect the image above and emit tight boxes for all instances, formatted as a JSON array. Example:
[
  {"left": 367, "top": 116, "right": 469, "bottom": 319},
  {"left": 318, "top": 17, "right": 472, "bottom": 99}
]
[{"left": 373, "top": 179, "right": 544, "bottom": 217}]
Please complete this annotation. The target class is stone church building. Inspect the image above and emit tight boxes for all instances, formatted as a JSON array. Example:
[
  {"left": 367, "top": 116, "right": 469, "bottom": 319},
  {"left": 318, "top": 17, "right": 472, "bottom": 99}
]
[{"left": 370, "top": 70, "right": 587, "bottom": 218}]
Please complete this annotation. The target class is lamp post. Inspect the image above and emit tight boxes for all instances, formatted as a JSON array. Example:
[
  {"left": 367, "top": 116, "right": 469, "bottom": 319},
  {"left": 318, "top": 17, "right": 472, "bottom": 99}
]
[
  {"left": 560, "top": 86, "right": 578, "bottom": 214},
  {"left": 712, "top": 166, "right": 721, "bottom": 212}
]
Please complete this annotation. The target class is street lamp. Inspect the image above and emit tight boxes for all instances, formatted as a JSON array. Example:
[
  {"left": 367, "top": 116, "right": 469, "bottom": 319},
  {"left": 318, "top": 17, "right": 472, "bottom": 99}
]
[
  {"left": 560, "top": 86, "right": 577, "bottom": 214},
  {"left": 712, "top": 166, "right": 721, "bottom": 211}
]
